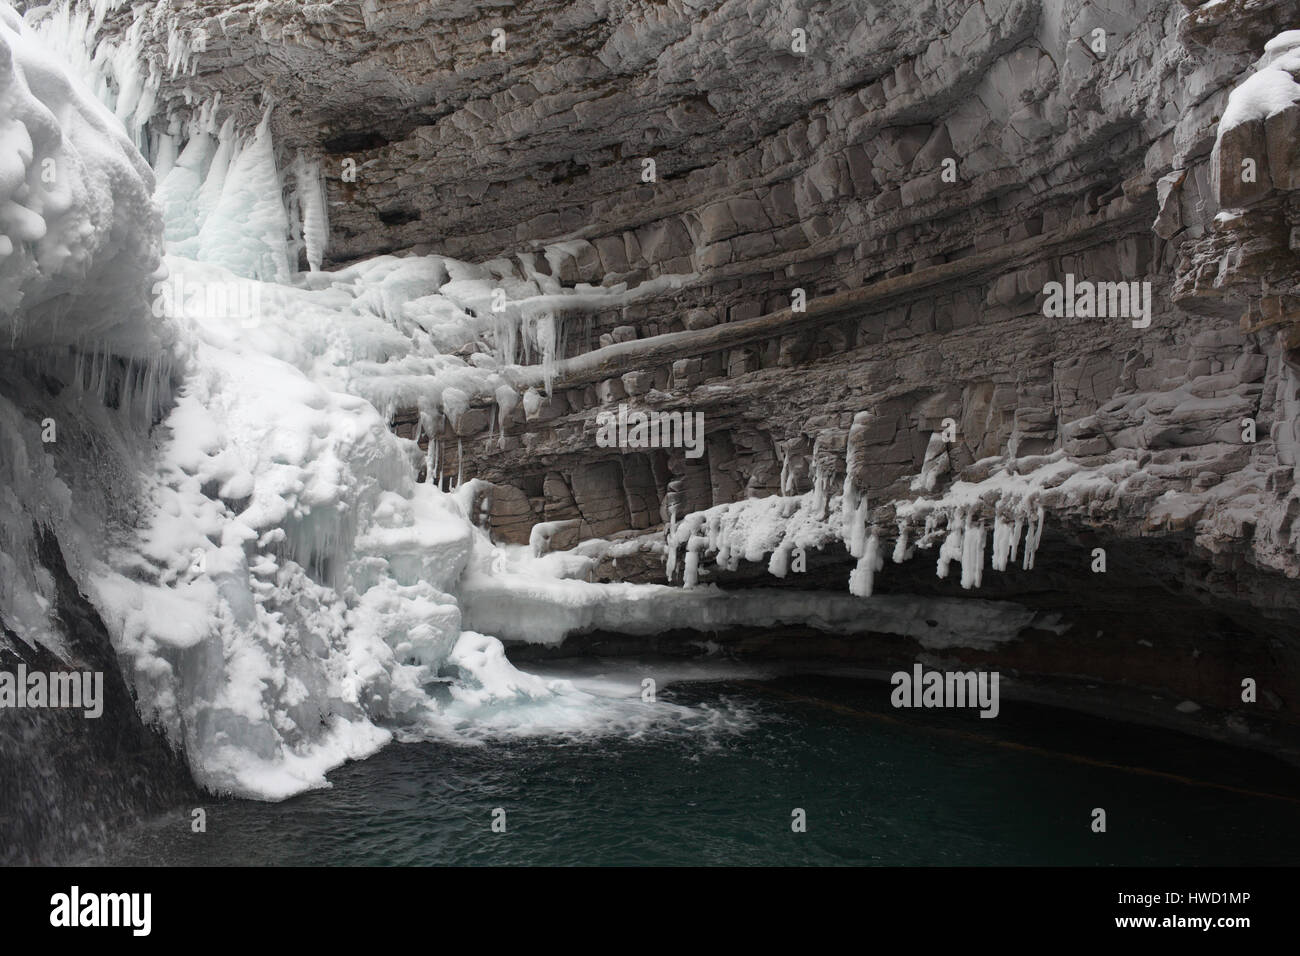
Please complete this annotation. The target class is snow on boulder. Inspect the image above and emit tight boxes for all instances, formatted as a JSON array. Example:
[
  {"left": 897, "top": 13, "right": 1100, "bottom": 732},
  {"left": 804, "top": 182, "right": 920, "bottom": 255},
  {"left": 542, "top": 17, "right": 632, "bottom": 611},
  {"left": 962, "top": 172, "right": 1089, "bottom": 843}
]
[{"left": 1213, "top": 30, "right": 1300, "bottom": 208}]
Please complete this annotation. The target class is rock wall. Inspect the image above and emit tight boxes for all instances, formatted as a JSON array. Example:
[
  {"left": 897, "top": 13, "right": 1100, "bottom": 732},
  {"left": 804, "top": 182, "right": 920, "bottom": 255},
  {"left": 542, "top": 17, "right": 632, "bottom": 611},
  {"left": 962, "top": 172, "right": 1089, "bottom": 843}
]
[
  {"left": 0, "top": 529, "right": 195, "bottom": 864},
  {"left": 76, "top": 0, "right": 1300, "bottom": 743}
]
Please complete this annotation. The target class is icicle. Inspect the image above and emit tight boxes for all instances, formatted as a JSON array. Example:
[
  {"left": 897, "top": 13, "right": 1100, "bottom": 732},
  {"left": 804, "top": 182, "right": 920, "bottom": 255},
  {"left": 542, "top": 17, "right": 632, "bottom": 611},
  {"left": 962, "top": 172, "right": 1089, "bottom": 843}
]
[
  {"left": 847, "top": 498, "right": 870, "bottom": 558},
  {"left": 154, "top": 130, "right": 178, "bottom": 180},
  {"left": 441, "top": 387, "right": 469, "bottom": 432},
  {"left": 840, "top": 474, "right": 857, "bottom": 540},
  {"left": 194, "top": 115, "right": 236, "bottom": 230},
  {"left": 494, "top": 385, "right": 518, "bottom": 449},
  {"left": 293, "top": 152, "right": 329, "bottom": 272},
  {"left": 848, "top": 530, "right": 883, "bottom": 597},
  {"left": 719, "top": 525, "right": 740, "bottom": 572},
  {"left": 1022, "top": 503, "right": 1045, "bottom": 570},
  {"left": 991, "top": 510, "right": 1016, "bottom": 572},
  {"left": 522, "top": 387, "right": 542, "bottom": 420},
  {"left": 936, "top": 514, "right": 963, "bottom": 579},
  {"left": 808, "top": 458, "right": 828, "bottom": 518},
  {"left": 705, "top": 508, "right": 720, "bottom": 555},
  {"left": 842, "top": 410, "right": 870, "bottom": 533},
  {"left": 960, "top": 514, "right": 986, "bottom": 589},
  {"left": 534, "top": 310, "right": 559, "bottom": 396},
  {"left": 682, "top": 534, "right": 709, "bottom": 588},
  {"left": 892, "top": 521, "right": 910, "bottom": 564},
  {"left": 767, "top": 541, "right": 791, "bottom": 578}
]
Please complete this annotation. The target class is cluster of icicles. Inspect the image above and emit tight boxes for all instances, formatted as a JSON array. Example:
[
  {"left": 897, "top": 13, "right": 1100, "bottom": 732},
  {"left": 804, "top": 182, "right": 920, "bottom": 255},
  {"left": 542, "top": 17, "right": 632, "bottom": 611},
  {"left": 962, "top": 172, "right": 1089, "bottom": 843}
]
[
  {"left": 24, "top": 0, "right": 332, "bottom": 277},
  {"left": 664, "top": 449, "right": 1051, "bottom": 597},
  {"left": 25, "top": 0, "right": 204, "bottom": 151}
]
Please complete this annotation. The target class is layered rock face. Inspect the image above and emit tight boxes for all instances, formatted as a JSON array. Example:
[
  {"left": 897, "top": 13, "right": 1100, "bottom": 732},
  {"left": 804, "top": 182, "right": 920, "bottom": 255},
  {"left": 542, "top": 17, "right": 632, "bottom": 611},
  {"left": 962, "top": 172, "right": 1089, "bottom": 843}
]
[{"left": 92, "top": 0, "right": 1300, "bottom": 746}]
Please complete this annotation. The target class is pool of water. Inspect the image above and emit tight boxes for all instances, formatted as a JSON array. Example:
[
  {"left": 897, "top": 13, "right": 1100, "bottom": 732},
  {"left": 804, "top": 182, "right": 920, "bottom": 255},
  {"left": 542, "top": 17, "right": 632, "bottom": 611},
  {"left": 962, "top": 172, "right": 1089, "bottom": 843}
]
[{"left": 81, "top": 666, "right": 1300, "bottom": 866}]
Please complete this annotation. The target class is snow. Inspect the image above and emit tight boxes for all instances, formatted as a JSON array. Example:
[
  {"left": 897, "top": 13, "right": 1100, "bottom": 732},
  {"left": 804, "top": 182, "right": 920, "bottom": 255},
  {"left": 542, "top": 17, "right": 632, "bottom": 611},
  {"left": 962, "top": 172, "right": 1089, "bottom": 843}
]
[
  {"left": 459, "top": 556, "right": 1056, "bottom": 651},
  {"left": 1217, "top": 31, "right": 1300, "bottom": 135}
]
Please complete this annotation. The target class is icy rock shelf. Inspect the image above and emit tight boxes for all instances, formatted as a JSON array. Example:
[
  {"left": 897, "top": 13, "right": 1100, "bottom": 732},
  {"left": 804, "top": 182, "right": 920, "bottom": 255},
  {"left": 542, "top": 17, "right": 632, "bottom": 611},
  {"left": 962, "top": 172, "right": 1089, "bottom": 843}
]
[{"left": 660, "top": 450, "right": 1107, "bottom": 598}]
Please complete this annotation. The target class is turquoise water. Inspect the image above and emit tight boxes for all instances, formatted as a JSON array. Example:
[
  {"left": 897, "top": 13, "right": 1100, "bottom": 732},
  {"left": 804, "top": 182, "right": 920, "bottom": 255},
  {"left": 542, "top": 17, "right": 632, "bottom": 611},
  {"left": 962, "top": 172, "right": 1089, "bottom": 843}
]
[{"left": 84, "top": 669, "right": 1300, "bottom": 866}]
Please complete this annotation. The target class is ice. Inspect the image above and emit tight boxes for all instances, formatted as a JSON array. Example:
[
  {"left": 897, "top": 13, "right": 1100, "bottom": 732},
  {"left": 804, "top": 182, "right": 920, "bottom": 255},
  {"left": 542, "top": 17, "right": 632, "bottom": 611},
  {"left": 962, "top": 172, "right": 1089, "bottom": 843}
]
[
  {"left": 936, "top": 519, "right": 963, "bottom": 580},
  {"left": 847, "top": 531, "right": 883, "bottom": 598},
  {"left": 960, "top": 514, "right": 985, "bottom": 589},
  {"left": 459, "top": 552, "right": 1060, "bottom": 651},
  {"left": 22, "top": 0, "right": 158, "bottom": 149},
  {"left": 0, "top": 7, "right": 162, "bottom": 354},
  {"left": 292, "top": 152, "right": 329, "bottom": 272},
  {"left": 154, "top": 104, "right": 220, "bottom": 246},
  {"left": 682, "top": 533, "right": 710, "bottom": 588},
  {"left": 195, "top": 109, "right": 292, "bottom": 282},
  {"left": 660, "top": 428, "right": 1142, "bottom": 601},
  {"left": 910, "top": 433, "right": 950, "bottom": 492},
  {"left": 991, "top": 510, "right": 1016, "bottom": 572}
]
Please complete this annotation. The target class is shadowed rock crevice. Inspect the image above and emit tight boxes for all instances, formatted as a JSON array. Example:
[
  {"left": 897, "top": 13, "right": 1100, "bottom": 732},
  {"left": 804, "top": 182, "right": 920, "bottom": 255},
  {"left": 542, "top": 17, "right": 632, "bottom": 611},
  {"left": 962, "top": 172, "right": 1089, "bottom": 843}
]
[{"left": 1, "top": 528, "right": 196, "bottom": 865}]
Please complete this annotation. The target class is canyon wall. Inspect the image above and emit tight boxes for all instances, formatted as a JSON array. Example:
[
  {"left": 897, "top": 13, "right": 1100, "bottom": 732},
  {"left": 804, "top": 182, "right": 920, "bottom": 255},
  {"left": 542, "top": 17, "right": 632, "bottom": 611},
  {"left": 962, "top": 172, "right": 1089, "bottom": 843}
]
[{"left": 73, "top": 0, "right": 1300, "bottom": 749}]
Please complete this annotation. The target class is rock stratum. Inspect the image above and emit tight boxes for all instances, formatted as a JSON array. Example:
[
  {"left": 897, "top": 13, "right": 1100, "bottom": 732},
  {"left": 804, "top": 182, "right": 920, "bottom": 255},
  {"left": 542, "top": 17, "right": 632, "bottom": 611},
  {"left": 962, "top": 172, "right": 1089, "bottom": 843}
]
[{"left": 11, "top": 0, "right": 1300, "bottom": 769}]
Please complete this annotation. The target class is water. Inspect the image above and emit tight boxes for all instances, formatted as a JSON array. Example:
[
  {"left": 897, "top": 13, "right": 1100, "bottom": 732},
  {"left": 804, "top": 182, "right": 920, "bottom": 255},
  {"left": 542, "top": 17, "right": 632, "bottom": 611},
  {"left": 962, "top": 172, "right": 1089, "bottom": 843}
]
[{"left": 82, "top": 667, "right": 1300, "bottom": 866}]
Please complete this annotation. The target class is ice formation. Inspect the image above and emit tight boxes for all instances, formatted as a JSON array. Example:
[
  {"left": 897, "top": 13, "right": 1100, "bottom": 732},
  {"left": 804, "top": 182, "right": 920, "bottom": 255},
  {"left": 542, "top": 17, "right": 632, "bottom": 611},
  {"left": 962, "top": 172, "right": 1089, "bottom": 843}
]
[
  {"left": 661, "top": 428, "right": 1138, "bottom": 600},
  {"left": 0, "top": 0, "right": 1108, "bottom": 802},
  {"left": 292, "top": 152, "right": 329, "bottom": 273},
  {"left": 21, "top": 0, "right": 161, "bottom": 150},
  {"left": 460, "top": 563, "right": 1057, "bottom": 652},
  {"left": 0, "top": 3, "right": 852, "bottom": 800},
  {"left": 0, "top": 4, "right": 162, "bottom": 353}
]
